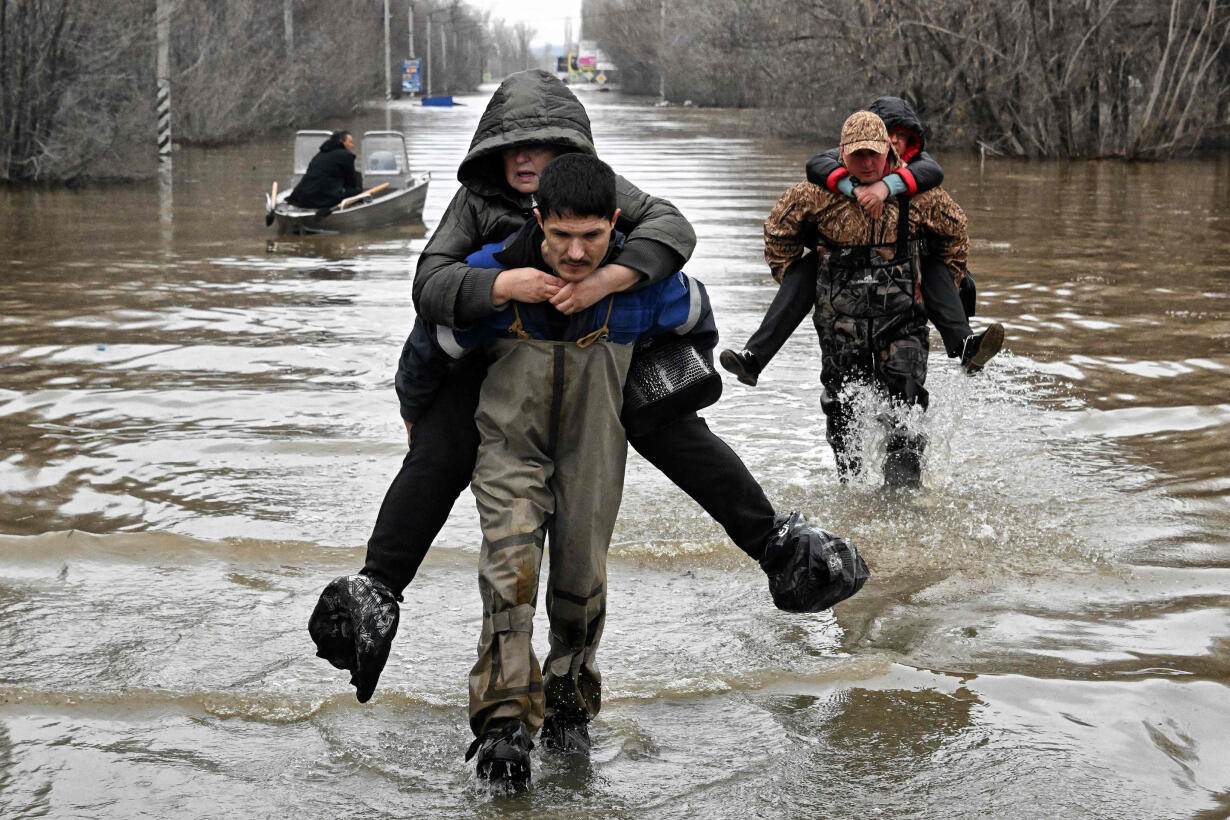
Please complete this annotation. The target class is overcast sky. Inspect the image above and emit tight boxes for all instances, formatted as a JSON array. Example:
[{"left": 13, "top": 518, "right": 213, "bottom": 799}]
[{"left": 467, "top": 0, "right": 583, "bottom": 47}]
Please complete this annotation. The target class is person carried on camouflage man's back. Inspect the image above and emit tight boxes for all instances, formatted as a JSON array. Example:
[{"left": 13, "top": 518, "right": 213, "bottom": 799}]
[
  {"left": 721, "top": 96, "right": 1003, "bottom": 387},
  {"left": 763, "top": 110, "right": 970, "bottom": 489}
]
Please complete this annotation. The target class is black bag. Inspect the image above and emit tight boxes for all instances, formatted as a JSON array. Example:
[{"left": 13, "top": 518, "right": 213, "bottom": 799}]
[
  {"left": 308, "top": 574, "right": 400, "bottom": 703},
  {"left": 622, "top": 335, "right": 722, "bottom": 437},
  {"left": 759, "top": 512, "right": 870, "bottom": 612}
]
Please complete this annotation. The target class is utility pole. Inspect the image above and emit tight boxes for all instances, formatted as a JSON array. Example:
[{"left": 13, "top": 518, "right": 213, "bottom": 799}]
[
  {"left": 408, "top": 2, "right": 415, "bottom": 59},
  {"left": 284, "top": 0, "right": 293, "bottom": 59},
  {"left": 383, "top": 0, "right": 391, "bottom": 101},
  {"left": 658, "top": 0, "right": 667, "bottom": 103},
  {"left": 439, "top": 16, "right": 447, "bottom": 93},
  {"left": 426, "top": 17, "right": 432, "bottom": 96}
]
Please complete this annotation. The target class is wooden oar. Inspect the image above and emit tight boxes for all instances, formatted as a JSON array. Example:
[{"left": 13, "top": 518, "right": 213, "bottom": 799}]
[
  {"left": 264, "top": 180, "right": 278, "bottom": 226},
  {"left": 336, "top": 182, "right": 390, "bottom": 211}
]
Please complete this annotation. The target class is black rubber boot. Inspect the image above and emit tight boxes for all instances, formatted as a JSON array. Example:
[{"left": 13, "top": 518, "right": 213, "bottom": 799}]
[
  {"left": 466, "top": 720, "right": 534, "bottom": 789},
  {"left": 883, "top": 432, "right": 924, "bottom": 490},
  {"left": 540, "top": 710, "right": 592, "bottom": 755},
  {"left": 719, "top": 348, "right": 762, "bottom": 386}
]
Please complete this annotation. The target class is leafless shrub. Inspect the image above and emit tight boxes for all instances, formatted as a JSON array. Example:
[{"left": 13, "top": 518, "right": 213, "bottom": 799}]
[
  {"left": 587, "top": 0, "right": 1230, "bottom": 157},
  {"left": 0, "top": 0, "right": 523, "bottom": 182},
  {"left": 0, "top": 0, "right": 153, "bottom": 182},
  {"left": 172, "top": 0, "right": 383, "bottom": 144}
]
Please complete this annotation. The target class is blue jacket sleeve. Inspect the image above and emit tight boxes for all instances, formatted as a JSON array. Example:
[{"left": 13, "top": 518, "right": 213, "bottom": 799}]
[
  {"left": 644, "top": 273, "right": 718, "bottom": 362},
  {"left": 465, "top": 240, "right": 506, "bottom": 271}
]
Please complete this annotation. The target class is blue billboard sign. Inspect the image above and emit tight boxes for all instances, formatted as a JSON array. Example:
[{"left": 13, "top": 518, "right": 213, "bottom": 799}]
[{"left": 401, "top": 59, "right": 422, "bottom": 94}]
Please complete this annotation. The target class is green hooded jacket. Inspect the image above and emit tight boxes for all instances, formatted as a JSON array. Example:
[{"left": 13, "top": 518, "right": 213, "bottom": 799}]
[{"left": 412, "top": 69, "right": 697, "bottom": 329}]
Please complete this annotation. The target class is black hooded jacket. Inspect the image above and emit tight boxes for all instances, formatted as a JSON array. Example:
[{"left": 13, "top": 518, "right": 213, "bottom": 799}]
[
  {"left": 412, "top": 69, "right": 696, "bottom": 329},
  {"left": 287, "top": 137, "right": 363, "bottom": 208},
  {"left": 805, "top": 97, "right": 943, "bottom": 195}
]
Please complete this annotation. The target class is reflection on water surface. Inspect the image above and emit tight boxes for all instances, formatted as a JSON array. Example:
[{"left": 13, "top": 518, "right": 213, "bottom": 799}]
[{"left": 1, "top": 91, "right": 1229, "bottom": 818}]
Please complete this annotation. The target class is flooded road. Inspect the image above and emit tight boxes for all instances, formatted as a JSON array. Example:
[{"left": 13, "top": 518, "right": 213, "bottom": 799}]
[{"left": 2, "top": 88, "right": 1230, "bottom": 818}]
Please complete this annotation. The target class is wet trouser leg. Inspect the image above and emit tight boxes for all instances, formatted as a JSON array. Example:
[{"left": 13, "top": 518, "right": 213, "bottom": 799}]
[
  {"left": 628, "top": 414, "right": 777, "bottom": 561},
  {"left": 361, "top": 358, "right": 484, "bottom": 596},
  {"left": 468, "top": 523, "right": 547, "bottom": 738},
  {"left": 819, "top": 343, "right": 930, "bottom": 486},
  {"left": 920, "top": 256, "right": 972, "bottom": 358},
  {"left": 819, "top": 379, "right": 862, "bottom": 481},
  {"left": 879, "top": 330, "right": 930, "bottom": 488},
  {"left": 815, "top": 290, "right": 930, "bottom": 485},
  {"left": 814, "top": 297, "right": 874, "bottom": 481},
  {"left": 745, "top": 253, "right": 819, "bottom": 367},
  {"left": 469, "top": 341, "right": 630, "bottom": 738},
  {"left": 541, "top": 385, "right": 627, "bottom": 723}
]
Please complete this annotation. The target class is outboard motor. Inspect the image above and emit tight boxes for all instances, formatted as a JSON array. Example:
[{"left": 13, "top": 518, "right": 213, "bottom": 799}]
[{"left": 759, "top": 512, "right": 870, "bottom": 612}]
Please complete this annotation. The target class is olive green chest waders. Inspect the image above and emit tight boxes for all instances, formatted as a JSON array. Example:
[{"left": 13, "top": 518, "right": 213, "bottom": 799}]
[
  {"left": 468, "top": 336, "right": 633, "bottom": 738},
  {"left": 813, "top": 198, "right": 930, "bottom": 487}
]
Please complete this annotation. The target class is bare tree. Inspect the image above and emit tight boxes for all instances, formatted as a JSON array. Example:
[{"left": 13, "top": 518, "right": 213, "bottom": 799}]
[
  {"left": 1, "top": 0, "right": 529, "bottom": 182},
  {"left": 1, "top": 0, "right": 154, "bottom": 182},
  {"left": 588, "top": 0, "right": 1230, "bottom": 157}
]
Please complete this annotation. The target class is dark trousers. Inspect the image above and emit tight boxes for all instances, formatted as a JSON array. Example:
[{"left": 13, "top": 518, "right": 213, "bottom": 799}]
[
  {"left": 745, "top": 254, "right": 818, "bottom": 365},
  {"left": 362, "top": 358, "right": 485, "bottom": 593},
  {"left": 627, "top": 413, "right": 776, "bottom": 561},
  {"left": 745, "top": 253, "right": 973, "bottom": 366},
  {"left": 919, "top": 257, "right": 973, "bottom": 357},
  {"left": 362, "top": 364, "right": 778, "bottom": 595}
]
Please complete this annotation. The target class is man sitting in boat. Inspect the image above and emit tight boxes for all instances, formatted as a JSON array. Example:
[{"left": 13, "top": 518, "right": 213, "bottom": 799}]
[{"left": 286, "top": 130, "right": 363, "bottom": 208}]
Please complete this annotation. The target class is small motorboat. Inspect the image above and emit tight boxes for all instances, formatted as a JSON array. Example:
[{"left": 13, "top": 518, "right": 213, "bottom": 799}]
[{"left": 266, "top": 130, "right": 430, "bottom": 236}]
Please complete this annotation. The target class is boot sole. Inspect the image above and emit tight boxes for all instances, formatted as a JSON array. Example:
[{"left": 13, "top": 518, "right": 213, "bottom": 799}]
[
  {"left": 719, "top": 349, "right": 759, "bottom": 386},
  {"left": 965, "top": 323, "right": 1004, "bottom": 374}
]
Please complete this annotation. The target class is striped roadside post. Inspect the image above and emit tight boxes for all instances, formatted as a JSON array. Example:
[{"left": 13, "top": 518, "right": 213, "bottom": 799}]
[
  {"left": 156, "top": 0, "right": 172, "bottom": 166},
  {"left": 156, "top": 0, "right": 172, "bottom": 233}
]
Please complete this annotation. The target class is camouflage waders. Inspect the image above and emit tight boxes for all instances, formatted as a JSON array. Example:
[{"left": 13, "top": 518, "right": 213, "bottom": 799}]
[
  {"left": 468, "top": 336, "right": 633, "bottom": 738},
  {"left": 813, "top": 200, "right": 930, "bottom": 487}
]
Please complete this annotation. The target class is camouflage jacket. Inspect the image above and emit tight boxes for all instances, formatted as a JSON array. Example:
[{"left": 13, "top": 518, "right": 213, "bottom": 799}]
[{"left": 763, "top": 181, "right": 969, "bottom": 285}]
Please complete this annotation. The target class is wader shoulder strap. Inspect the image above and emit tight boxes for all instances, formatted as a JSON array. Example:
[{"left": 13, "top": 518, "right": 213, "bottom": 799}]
[
  {"left": 576, "top": 298, "right": 615, "bottom": 348},
  {"left": 508, "top": 304, "right": 532, "bottom": 339},
  {"left": 895, "top": 195, "right": 912, "bottom": 259},
  {"left": 508, "top": 299, "right": 616, "bottom": 347}
]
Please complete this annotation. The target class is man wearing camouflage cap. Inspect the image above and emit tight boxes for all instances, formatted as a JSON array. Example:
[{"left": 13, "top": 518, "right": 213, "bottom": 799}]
[{"left": 763, "top": 110, "right": 970, "bottom": 488}]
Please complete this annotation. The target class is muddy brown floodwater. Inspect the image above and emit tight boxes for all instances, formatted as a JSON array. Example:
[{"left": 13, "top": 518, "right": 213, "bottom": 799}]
[{"left": 2, "top": 88, "right": 1229, "bottom": 819}]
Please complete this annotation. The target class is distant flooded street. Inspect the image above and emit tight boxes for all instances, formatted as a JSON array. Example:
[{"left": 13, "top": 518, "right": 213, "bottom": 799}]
[{"left": 2, "top": 89, "right": 1229, "bottom": 818}]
